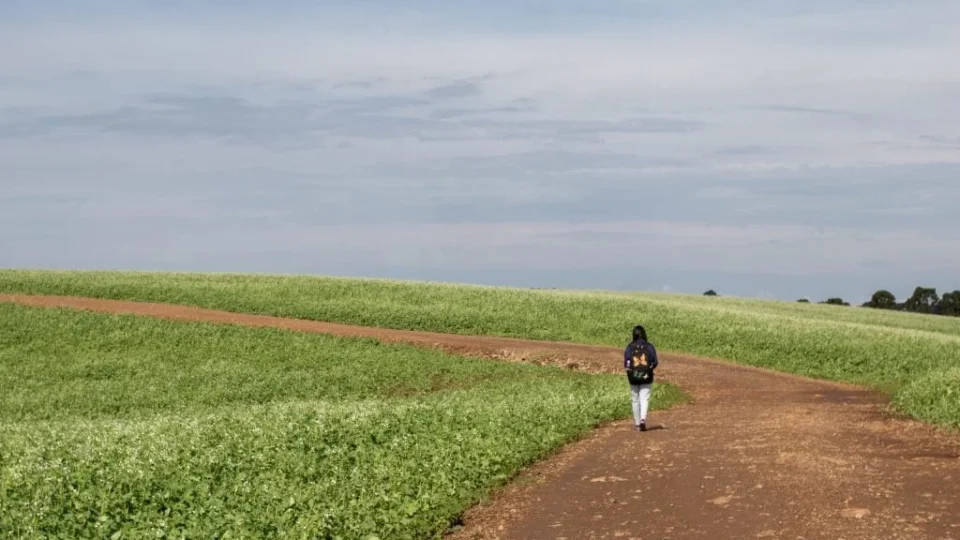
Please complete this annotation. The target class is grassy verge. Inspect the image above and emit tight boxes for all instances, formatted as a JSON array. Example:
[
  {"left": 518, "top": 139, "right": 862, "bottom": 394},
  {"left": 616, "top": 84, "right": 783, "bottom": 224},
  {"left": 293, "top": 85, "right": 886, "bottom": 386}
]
[
  {"left": 0, "top": 303, "right": 576, "bottom": 422},
  {"left": 0, "top": 303, "right": 686, "bottom": 538},
  {"left": 1, "top": 269, "right": 957, "bottom": 428}
]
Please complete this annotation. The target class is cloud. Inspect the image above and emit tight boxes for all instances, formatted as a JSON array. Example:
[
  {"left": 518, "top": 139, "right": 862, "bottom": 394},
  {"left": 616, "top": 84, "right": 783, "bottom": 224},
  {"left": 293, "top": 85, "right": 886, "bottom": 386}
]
[
  {"left": 917, "top": 135, "right": 960, "bottom": 148},
  {"left": 400, "top": 149, "right": 693, "bottom": 179},
  {"left": 428, "top": 99, "right": 536, "bottom": 119},
  {"left": 0, "top": 97, "right": 323, "bottom": 145},
  {"left": 757, "top": 105, "right": 853, "bottom": 116},
  {"left": 714, "top": 145, "right": 785, "bottom": 156},
  {"left": 334, "top": 79, "right": 381, "bottom": 90},
  {"left": 424, "top": 80, "right": 484, "bottom": 99},
  {"left": 747, "top": 105, "right": 875, "bottom": 124},
  {"left": 325, "top": 95, "right": 428, "bottom": 113},
  {"left": 0, "top": 86, "right": 707, "bottom": 148}
]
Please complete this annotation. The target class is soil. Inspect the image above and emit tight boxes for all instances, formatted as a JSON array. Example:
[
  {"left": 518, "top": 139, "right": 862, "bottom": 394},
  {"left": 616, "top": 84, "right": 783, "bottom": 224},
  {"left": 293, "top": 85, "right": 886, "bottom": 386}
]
[{"left": 2, "top": 293, "right": 959, "bottom": 540}]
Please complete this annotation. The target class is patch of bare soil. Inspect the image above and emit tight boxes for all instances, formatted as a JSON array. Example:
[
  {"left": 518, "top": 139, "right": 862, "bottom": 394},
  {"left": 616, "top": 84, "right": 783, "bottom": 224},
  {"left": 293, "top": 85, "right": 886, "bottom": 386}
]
[{"left": 3, "top": 293, "right": 959, "bottom": 540}]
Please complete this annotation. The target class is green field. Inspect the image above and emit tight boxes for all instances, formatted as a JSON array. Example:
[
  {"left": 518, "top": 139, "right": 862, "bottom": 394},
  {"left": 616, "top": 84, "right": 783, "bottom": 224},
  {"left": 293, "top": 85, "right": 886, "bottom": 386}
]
[
  {"left": 0, "top": 303, "right": 686, "bottom": 538},
  {"left": 1, "top": 269, "right": 958, "bottom": 428}
]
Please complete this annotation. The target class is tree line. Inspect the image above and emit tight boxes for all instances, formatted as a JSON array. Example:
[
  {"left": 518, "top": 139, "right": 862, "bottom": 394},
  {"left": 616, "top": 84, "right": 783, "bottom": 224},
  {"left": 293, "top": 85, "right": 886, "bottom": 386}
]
[
  {"left": 703, "top": 287, "right": 960, "bottom": 317},
  {"left": 855, "top": 287, "right": 960, "bottom": 316}
]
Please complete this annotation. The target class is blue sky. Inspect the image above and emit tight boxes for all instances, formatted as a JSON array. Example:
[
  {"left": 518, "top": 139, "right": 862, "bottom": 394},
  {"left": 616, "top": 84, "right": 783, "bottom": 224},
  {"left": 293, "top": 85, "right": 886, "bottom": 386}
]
[{"left": 2, "top": 1, "right": 959, "bottom": 302}]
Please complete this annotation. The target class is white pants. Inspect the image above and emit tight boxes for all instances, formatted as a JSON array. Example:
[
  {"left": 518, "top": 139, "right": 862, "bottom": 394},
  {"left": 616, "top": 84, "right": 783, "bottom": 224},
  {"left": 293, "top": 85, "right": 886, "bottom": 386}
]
[{"left": 630, "top": 383, "right": 652, "bottom": 424}]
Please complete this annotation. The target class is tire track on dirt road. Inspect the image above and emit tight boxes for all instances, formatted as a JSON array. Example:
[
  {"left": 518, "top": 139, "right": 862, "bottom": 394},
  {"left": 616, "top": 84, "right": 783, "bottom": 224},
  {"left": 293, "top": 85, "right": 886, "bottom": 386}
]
[{"left": 3, "top": 293, "right": 959, "bottom": 539}]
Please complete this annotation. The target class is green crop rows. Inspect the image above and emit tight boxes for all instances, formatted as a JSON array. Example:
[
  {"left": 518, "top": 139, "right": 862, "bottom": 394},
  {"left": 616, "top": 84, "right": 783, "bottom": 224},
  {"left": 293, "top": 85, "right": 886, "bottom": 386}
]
[
  {"left": 0, "top": 303, "right": 686, "bottom": 539},
  {"left": 1, "top": 269, "right": 957, "bottom": 427}
]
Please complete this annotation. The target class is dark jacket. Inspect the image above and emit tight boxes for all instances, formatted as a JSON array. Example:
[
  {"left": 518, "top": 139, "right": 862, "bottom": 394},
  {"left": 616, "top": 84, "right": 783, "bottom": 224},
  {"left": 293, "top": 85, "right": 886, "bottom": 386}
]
[{"left": 623, "top": 339, "right": 658, "bottom": 385}]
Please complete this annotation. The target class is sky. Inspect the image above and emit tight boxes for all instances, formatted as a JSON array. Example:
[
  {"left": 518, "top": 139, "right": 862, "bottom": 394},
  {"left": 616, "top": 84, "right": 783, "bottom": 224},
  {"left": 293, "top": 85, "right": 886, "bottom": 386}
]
[{"left": 1, "top": 1, "right": 959, "bottom": 303}]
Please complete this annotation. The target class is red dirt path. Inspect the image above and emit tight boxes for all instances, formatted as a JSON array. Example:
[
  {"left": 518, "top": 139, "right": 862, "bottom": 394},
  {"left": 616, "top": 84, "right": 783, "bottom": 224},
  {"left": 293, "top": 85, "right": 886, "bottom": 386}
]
[{"left": 2, "top": 293, "right": 959, "bottom": 540}]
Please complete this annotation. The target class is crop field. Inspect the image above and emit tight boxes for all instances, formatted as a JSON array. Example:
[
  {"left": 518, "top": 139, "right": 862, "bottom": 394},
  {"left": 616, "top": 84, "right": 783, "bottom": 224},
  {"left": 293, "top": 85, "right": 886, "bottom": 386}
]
[
  {"left": 1, "top": 269, "right": 958, "bottom": 427},
  {"left": 0, "top": 302, "right": 686, "bottom": 538}
]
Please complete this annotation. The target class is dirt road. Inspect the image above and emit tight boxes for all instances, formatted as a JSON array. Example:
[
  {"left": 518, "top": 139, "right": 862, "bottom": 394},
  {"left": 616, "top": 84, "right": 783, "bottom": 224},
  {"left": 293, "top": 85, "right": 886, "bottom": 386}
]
[{"left": 3, "top": 293, "right": 959, "bottom": 539}]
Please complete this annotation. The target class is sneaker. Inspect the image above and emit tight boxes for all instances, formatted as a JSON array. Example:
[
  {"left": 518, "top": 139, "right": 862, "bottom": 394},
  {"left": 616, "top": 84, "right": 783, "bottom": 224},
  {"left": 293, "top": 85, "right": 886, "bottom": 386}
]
[
  {"left": 634, "top": 424, "right": 642, "bottom": 431},
  {"left": 640, "top": 420, "right": 647, "bottom": 432}
]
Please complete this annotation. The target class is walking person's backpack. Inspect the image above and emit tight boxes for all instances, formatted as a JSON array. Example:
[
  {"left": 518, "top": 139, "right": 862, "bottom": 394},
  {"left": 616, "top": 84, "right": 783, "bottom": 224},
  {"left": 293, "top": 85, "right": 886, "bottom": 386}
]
[{"left": 626, "top": 340, "right": 655, "bottom": 384}]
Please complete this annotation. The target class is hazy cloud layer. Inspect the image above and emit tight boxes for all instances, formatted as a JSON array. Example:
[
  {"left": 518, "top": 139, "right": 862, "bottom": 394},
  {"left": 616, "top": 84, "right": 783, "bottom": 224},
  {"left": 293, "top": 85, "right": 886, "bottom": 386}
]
[{"left": 1, "top": 0, "right": 959, "bottom": 300}]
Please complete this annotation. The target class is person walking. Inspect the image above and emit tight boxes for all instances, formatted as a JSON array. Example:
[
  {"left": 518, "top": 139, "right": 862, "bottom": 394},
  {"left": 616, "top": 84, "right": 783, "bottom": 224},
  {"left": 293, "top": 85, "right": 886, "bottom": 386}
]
[{"left": 624, "top": 325, "right": 658, "bottom": 431}]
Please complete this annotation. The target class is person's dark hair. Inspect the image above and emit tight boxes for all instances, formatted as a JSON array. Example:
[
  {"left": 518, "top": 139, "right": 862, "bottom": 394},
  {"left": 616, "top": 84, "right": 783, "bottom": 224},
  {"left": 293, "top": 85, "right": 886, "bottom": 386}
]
[{"left": 632, "top": 325, "right": 647, "bottom": 342}]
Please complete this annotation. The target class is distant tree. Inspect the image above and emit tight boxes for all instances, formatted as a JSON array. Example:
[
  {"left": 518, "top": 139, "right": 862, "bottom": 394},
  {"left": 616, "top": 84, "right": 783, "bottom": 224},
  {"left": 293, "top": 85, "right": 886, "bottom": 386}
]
[
  {"left": 864, "top": 290, "right": 897, "bottom": 310},
  {"left": 797, "top": 298, "right": 810, "bottom": 303},
  {"left": 703, "top": 289, "right": 718, "bottom": 296},
  {"left": 821, "top": 297, "right": 849, "bottom": 306},
  {"left": 937, "top": 290, "right": 960, "bottom": 317},
  {"left": 905, "top": 287, "right": 939, "bottom": 313}
]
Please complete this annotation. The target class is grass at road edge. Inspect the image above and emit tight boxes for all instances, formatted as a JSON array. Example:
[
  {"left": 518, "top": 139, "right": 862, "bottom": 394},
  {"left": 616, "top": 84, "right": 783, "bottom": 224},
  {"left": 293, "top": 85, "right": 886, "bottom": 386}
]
[{"left": 2, "top": 384, "right": 687, "bottom": 539}]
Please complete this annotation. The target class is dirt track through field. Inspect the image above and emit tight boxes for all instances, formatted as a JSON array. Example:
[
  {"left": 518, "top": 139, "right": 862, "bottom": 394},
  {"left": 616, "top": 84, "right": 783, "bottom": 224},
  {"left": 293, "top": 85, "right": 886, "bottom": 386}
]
[{"left": 3, "top": 293, "right": 959, "bottom": 539}]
